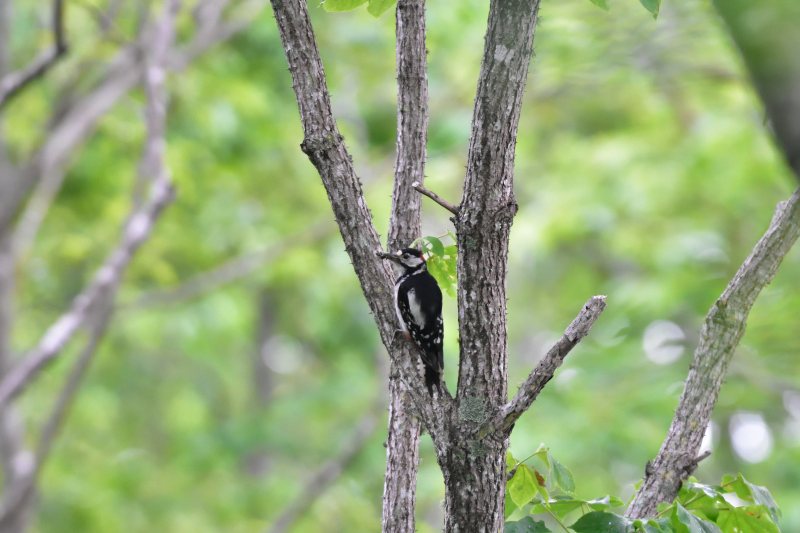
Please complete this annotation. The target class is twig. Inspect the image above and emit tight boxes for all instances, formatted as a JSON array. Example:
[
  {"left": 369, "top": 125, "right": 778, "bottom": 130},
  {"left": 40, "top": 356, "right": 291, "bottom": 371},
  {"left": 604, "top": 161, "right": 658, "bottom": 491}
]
[
  {"left": 121, "top": 219, "right": 330, "bottom": 310},
  {"left": 0, "top": 0, "right": 184, "bottom": 412},
  {"left": 9, "top": 0, "right": 261, "bottom": 252},
  {"left": 626, "top": 187, "right": 800, "bottom": 519},
  {"left": 0, "top": 0, "right": 68, "bottom": 109},
  {"left": 265, "top": 409, "right": 379, "bottom": 533},
  {"left": 482, "top": 296, "right": 607, "bottom": 437},
  {"left": 0, "top": 309, "right": 111, "bottom": 526},
  {"left": 411, "top": 181, "right": 459, "bottom": 216}
]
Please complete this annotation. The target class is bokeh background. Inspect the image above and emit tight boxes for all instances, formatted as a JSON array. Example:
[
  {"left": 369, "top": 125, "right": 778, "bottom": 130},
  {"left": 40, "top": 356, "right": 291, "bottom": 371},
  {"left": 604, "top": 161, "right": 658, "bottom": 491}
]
[{"left": 3, "top": 0, "right": 800, "bottom": 531}]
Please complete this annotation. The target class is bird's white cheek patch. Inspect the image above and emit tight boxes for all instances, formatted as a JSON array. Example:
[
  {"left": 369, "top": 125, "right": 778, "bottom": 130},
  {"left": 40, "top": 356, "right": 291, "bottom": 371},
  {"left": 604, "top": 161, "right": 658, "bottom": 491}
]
[{"left": 407, "top": 289, "right": 426, "bottom": 326}]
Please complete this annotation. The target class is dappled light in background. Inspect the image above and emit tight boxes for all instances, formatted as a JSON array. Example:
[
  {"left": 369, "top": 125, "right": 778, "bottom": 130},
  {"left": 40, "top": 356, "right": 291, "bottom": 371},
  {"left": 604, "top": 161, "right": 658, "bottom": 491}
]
[
  {"left": 1, "top": 0, "right": 799, "bottom": 530},
  {"left": 729, "top": 412, "right": 774, "bottom": 464},
  {"left": 642, "top": 319, "right": 685, "bottom": 365}
]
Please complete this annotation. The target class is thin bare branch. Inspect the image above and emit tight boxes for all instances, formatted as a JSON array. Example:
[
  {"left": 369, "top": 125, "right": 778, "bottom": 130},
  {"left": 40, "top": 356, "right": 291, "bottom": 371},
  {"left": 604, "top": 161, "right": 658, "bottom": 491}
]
[
  {"left": 265, "top": 409, "right": 379, "bottom": 533},
  {"left": 0, "top": 0, "right": 184, "bottom": 412},
  {"left": 122, "top": 219, "right": 330, "bottom": 310},
  {"left": 483, "top": 296, "right": 607, "bottom": 437},
  {"left": 627, "top": 187, "right": 800, "bottom": 518},
  {"left": 0, "top": 308, "right": 111, "bottom": 528},
  {"left": 0, "top": 0, "right": 68, "bottom": 110},
  {"left": 411, "top": 181, "right": 458, "bottom": 216},
  {"left": 6, "top": 0, "right": 260, "bottom": 245}
]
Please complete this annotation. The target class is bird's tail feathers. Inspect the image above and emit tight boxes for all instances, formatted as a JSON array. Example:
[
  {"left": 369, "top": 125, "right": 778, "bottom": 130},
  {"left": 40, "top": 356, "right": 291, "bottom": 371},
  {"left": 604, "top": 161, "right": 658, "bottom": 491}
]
[{"left": 424, "top": 365, "right": 442, "bottom": 396}]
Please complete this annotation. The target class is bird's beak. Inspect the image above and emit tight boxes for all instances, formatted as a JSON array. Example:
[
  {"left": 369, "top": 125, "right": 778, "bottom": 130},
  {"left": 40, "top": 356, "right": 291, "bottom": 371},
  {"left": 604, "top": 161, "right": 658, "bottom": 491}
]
[{"left": 376, "top": 251, "right": 402, "bottom": 263}]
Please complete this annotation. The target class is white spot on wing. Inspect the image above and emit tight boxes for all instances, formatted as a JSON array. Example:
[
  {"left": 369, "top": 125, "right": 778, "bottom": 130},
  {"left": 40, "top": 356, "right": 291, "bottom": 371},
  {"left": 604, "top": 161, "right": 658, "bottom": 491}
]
[{"left": 407, "top": 289, "right": 426, "bottom": 327}]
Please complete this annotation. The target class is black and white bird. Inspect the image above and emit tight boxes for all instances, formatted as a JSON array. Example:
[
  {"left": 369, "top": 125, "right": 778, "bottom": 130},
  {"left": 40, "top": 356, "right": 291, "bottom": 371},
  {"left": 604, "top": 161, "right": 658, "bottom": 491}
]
[{"left": 378, "top": 247, "right": 443, "bottom": 395}]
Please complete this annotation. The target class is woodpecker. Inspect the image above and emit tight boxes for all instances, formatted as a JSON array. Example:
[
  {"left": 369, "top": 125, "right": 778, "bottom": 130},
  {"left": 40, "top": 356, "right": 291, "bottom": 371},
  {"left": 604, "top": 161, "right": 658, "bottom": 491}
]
[{"left": 378, "top": 247, "right": 443, "bottom": 395}]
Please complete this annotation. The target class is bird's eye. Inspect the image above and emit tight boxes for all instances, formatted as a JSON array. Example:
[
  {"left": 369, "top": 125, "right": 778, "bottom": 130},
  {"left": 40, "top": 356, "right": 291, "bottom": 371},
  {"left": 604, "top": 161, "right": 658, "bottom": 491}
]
[{"left": 402, "top": 253, "right": 409, "bottom": 258}]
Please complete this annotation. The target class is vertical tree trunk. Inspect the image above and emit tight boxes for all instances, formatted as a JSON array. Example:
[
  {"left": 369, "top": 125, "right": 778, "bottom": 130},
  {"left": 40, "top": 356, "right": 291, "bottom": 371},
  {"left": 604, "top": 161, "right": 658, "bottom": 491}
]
[
  {"left": 444, "top": 0, "right": 540, "bottom": 529},
  {"left": 382, "top": 2, "right": 428, "bottom": 530},
  {"left": 440, "top": 437, "right": 508, "bottom": 533}
]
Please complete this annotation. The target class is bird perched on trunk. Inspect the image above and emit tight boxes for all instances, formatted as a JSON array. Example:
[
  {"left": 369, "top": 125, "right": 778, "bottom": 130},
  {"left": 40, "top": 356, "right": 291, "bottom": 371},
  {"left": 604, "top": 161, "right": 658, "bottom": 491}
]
[{"left": 377, "top": 247, "right": 443, "bottom": 395}]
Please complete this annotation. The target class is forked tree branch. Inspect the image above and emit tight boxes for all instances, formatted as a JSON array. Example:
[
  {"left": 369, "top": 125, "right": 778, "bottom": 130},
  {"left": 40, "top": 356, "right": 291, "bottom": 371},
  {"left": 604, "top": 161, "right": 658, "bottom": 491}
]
[
  {"left": 482, "top": 295, "right": 607, "bottom": 437},
  {"left": 0, "top": 0, "right": 258, "bottom": 237},
  {"left": 268, "top": 0, "right": 450, "bottom": 442},
  {"left": 626, "top": 186, "right": 800, "bottom": 518},
  {"left": 382, "top": 2, "right": 428, "bottom": 531},
  {"left": 0, "top": 0, "right": 67, "bottom": 110},
  {"left": 0, "top": 0, "right": 184, "bottom": 412}
]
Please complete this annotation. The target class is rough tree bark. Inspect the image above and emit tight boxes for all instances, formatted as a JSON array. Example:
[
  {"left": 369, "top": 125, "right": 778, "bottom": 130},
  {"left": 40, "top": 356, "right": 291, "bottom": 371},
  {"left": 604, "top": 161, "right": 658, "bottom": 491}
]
[
  {"left": 626, "top": 0, "right": 800, "bottom": 517},
  {"left": 269, "top": 0, "right": 606, "bottom": 531},
  {"left": 626, "top": 187, "right": 800, "bottom": 518},
  {"left": 382, "top": 1, "right": 427, "bottom": 531}
]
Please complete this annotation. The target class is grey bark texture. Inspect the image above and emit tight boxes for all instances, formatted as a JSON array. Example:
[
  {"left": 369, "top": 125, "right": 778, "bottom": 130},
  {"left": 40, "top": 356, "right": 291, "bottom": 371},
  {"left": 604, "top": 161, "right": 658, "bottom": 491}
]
[
  {"left": 626, "top": 187, "right": 800, "bottom": 518},
  {"left": 268, "top": 0, "right": 445, "bottom": 435},
  {"left": 438, "top": 0, "right": 540, "bottom": 531},
  {"left": 382, "top": 1, "right": 428, "bottom": 531},
  {"left": 626, "top": 0, "right": 800, "bottom": 517},
  {"left": 487, "top": 296, "right": 607, "bottom": 436},
  {"left": 268, "top": 0, "right": 608, "bottom": 530}
]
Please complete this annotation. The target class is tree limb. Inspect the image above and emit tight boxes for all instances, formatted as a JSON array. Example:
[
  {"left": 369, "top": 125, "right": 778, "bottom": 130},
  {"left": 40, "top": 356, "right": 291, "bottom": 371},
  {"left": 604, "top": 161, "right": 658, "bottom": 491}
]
[
  {"left": 268, "top": 0, "right": 449, "bottom": 440},
  {"left": 0, "top": 0, "right": 258, "bottom": 236},
  {"left": 626, "top": 186, "right": 800, "bottom": 518},
  {"left": 381, "top": 2, "right": 428, "bottom": 531},
  {"left": 0, "top": 0, "right": 67, "bottom": 110},
  {"left": 0, "top": 0, "right": 184, "bottom": 412},
  {"left": 412, "top": 181, "right": 458, "bottom": 216},
  {"left": 483, "top": 295, "right": 606, "bottom": 437}
]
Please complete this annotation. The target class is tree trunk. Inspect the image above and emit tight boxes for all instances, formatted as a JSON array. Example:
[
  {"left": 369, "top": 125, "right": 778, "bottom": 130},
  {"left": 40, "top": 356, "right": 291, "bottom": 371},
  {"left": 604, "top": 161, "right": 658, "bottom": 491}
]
[{"left": 440, "top": 437, "right": 508, "bottom": 533}]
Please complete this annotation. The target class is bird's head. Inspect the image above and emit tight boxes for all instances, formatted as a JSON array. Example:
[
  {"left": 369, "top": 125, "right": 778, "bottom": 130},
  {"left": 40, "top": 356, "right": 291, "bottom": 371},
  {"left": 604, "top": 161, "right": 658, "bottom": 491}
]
[{"left": 378, "top": 247, "right": 426, "bottom": 272}]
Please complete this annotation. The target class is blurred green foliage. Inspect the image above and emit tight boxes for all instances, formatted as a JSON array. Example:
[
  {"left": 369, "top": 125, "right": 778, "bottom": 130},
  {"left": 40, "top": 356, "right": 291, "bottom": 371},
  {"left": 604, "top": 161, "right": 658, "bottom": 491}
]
[{"left": 3, "top": 0, "right": 800, "bottom": 531}]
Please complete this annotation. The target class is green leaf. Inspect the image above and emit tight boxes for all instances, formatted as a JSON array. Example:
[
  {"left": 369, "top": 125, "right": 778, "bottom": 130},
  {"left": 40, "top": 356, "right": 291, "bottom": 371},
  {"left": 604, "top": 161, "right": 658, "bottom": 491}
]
[
  {"left": 672, "top": 504, "right": 722, "bottom": 533},
  {"left": 535, "top": 444, "right": 550, "bottom": 468},
  {"left": 504, "top": 517, "right": 552, "bottom": 533},
  {"left": 321, "top": 0, "right": 368, "bottom": 11},
  {"left": 571, "top": 511, "right": 631, "bottom": 533},
  {"left": 444, "top": 244, "right": 457, "bottom": 257},
  {"left": 740, "top": 476, "right": 782, "bottom": 524},
  {"left": 715, "top": 505, "right": 780, "bottom": 533},
  {"left": 638, "top": 0, "right": 660, "bottom": 19},
  {"left": 550, "top": 458, "right": 576, "bottom": 494},
  {"left": 637, "top": 518, "right": 676, "bottom": 533},
  {"left": 425, "top": 236, "right": 445, "bottom": 257},
  {"left": 683, "top": 482, "right": 724, "bottom": 501},
  {"left": 505, "top": 490, "right": 516, "bottom": 519},
  {"left": 609, "top": 496, "right": 626, "bottom": 507},
  {"left": 586, "top": 495, "right": 624, "bottom": 510},
  {"left": 588, "top": 0, "right": 610, "bottom": 11},
  {"left": 507, "top": 451, "right": 517, "bottom": 470},
  {"left": 529, "top": 497, "right": 583, "bottom": 519},
  {"left": 366, "top": 0, "right": 397, "bottom": 17},
  {"left": 508, "top": 464, "right": 539, "bottom": 509}
]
